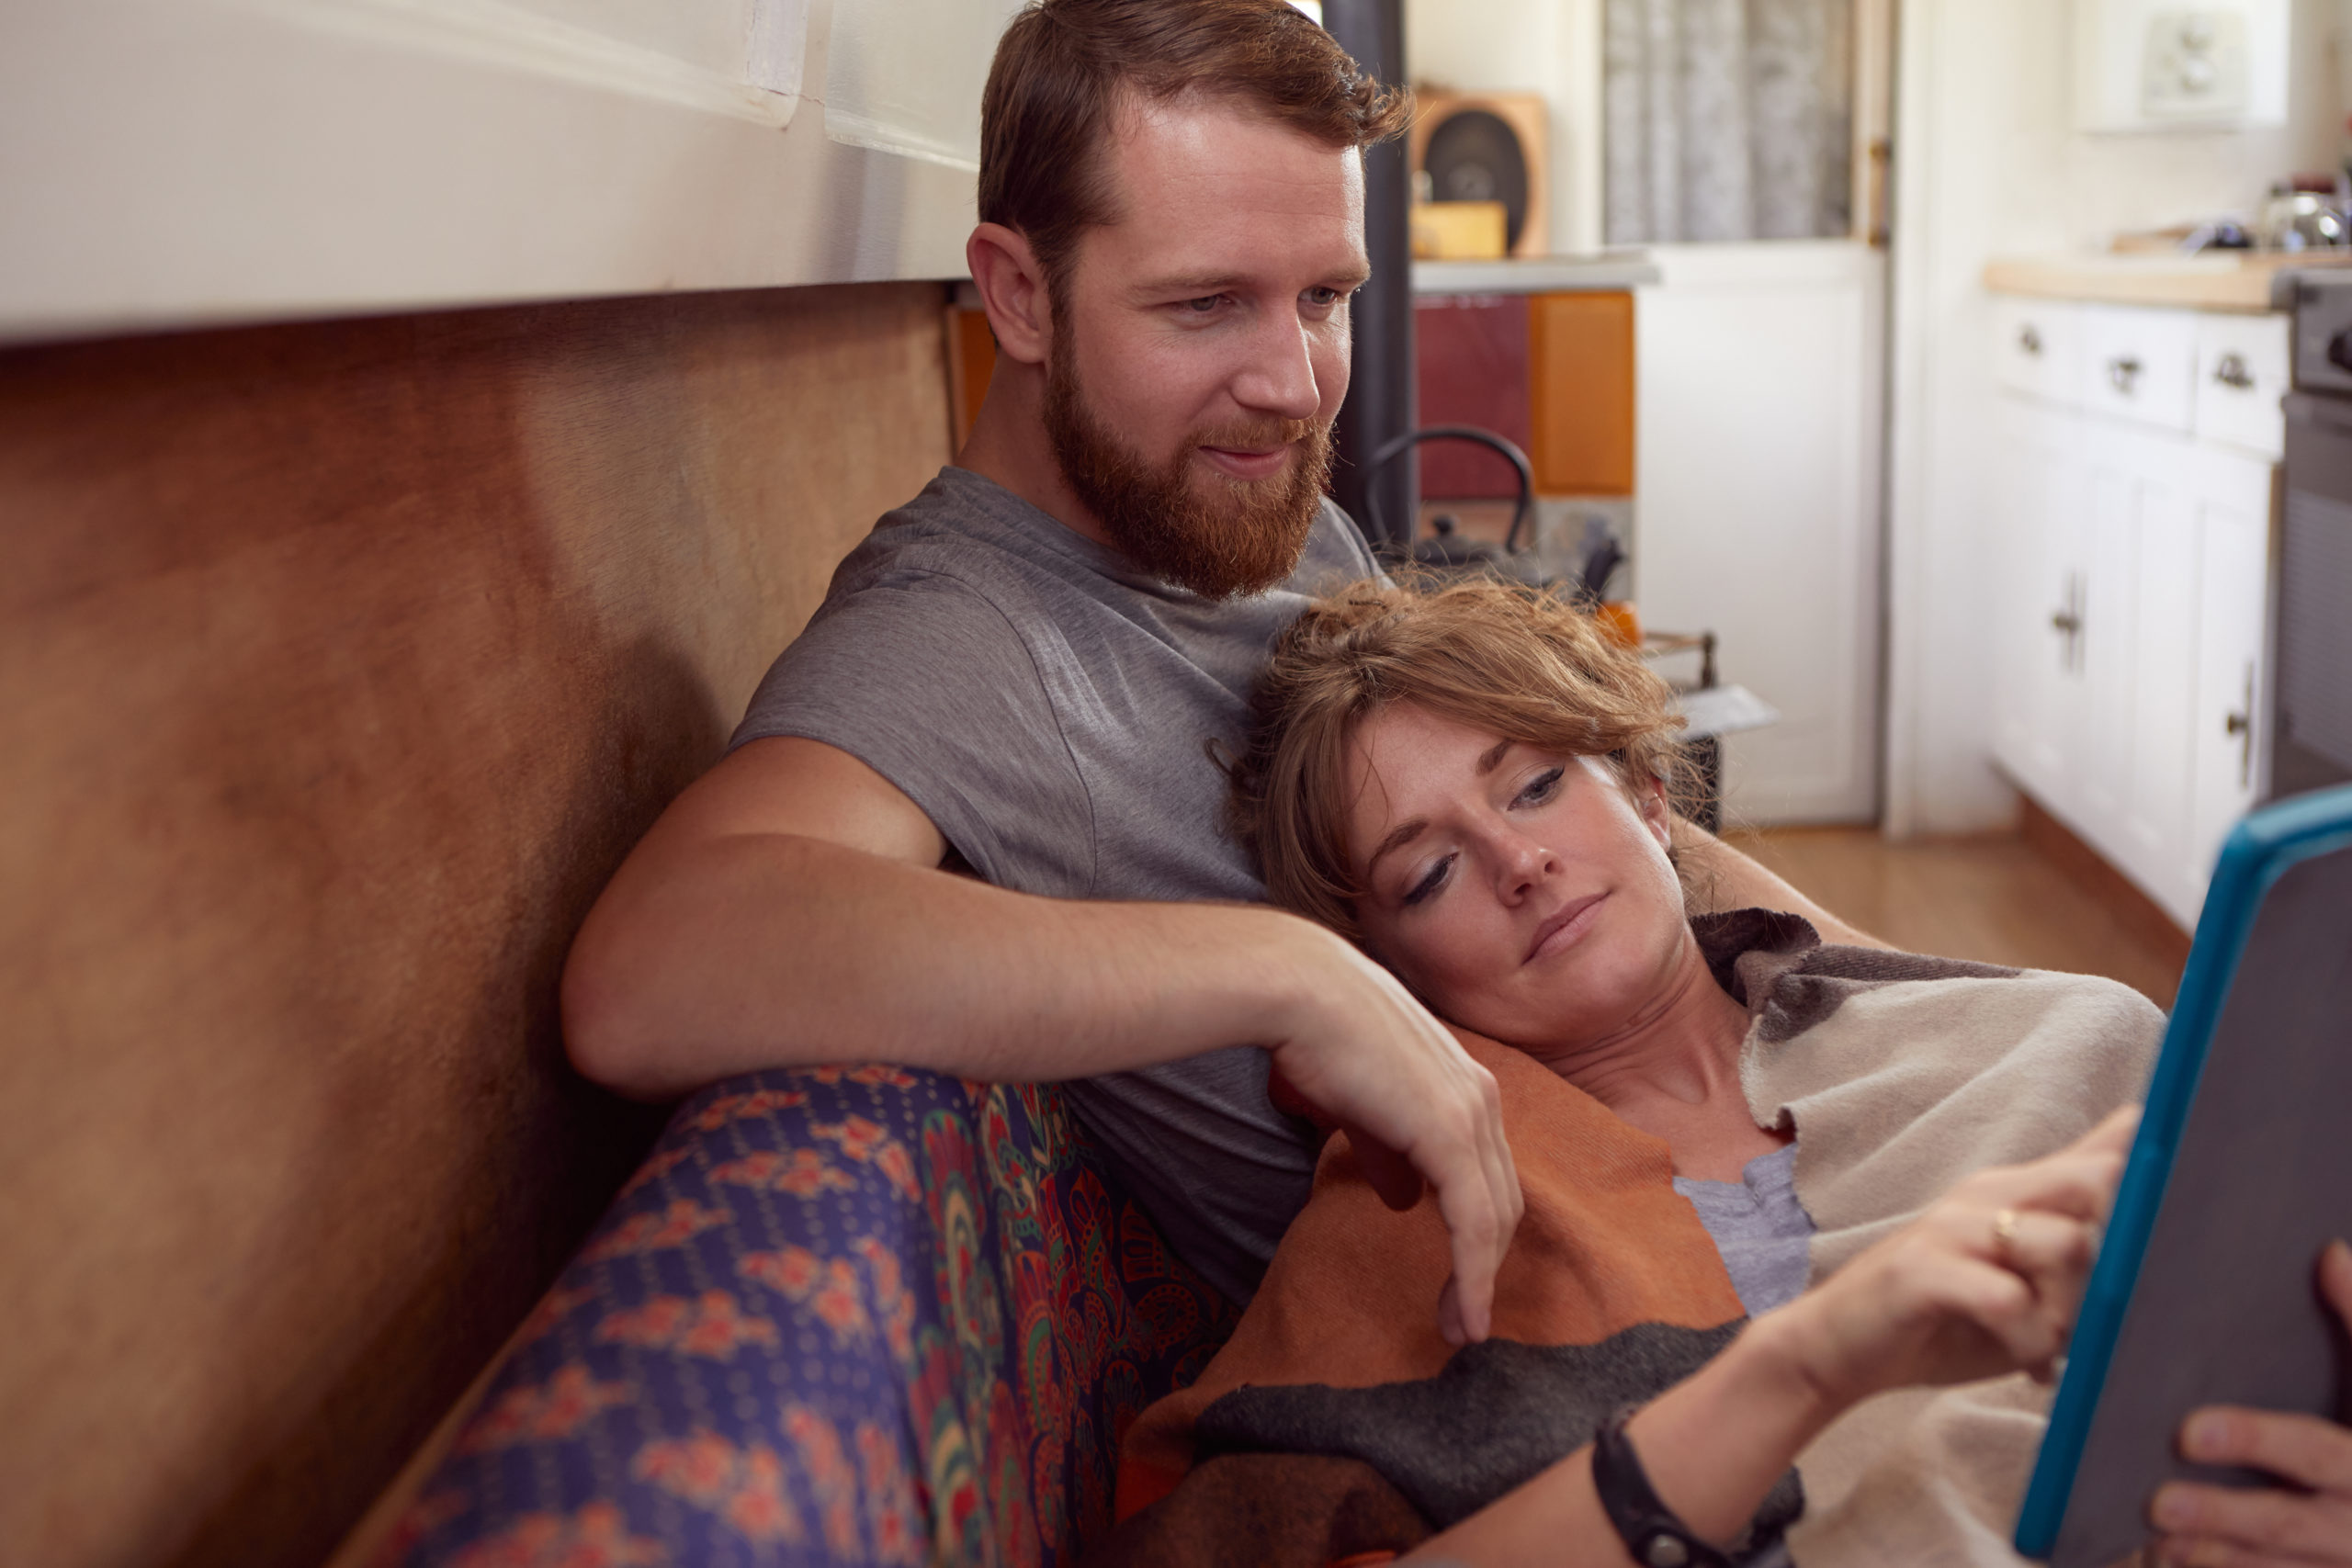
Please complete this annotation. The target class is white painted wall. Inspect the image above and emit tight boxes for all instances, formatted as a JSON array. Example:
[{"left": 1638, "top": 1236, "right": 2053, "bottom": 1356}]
[
  {"left": 1406, "top": 0, "right": 1606, "bottom": 254},
  {"left": 0, "top": 0, "right": 981, "bottom": 344},
  {"left": 1882, "top": 0, "right": 2340, "bottom": 837}
]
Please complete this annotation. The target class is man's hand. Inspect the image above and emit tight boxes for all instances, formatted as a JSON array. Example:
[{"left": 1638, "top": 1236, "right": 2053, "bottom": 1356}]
[
  {"left": 1260, "top": 922, "right": 1523, "bottom": 1346},
  {"left": 2147, "top": 1240, "right": 2352, "bottom": 1566}
]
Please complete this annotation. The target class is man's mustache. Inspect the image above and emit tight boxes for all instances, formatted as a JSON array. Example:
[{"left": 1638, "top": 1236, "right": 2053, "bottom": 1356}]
[{"left": 1188, "top": 418, "right": 1322, "bottom": 458}]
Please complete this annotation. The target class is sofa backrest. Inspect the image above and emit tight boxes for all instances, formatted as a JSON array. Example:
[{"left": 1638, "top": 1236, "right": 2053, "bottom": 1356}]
[
  {"left": 0, "top": 283, "right": 953, "bottom": 1568},
  {"left": 352, "top": 1067, "right": 1236, "bottom": 1568}
]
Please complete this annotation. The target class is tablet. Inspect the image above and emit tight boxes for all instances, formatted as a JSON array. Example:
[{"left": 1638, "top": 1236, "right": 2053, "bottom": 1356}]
[{"left": 2016, "top": 784, "right": 2352, "bottom": 1565}]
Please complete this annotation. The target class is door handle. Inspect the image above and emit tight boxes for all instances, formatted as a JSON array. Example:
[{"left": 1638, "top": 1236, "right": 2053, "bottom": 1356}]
[
  {"left": 2051, "top": 573, "right": 2085, "bottom": 671},
  {"left": 2211, "top": 352, "right": 2256, "bottom": 390},
  {"left": 2225, "top": 665, "right": 2255, "bottom": 789}
]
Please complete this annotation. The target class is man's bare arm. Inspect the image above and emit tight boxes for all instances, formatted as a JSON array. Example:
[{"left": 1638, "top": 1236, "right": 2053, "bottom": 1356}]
[
  {"left": 1671, "top": 817, "right": 1890, "bottom": 950},
  {"left": 561, "top": 736, "right": 1522, "bottom": 1343}
]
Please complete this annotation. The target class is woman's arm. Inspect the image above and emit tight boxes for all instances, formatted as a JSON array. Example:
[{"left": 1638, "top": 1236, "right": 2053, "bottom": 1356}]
[{"left": 1404, "top": 1109, "right": 2140, "bottom": 1565}]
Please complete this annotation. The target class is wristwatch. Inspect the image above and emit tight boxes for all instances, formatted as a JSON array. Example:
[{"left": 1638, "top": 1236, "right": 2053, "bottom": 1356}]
[{"left": 1590, "top": 1404, "right": 1736, "bottom": 1568}]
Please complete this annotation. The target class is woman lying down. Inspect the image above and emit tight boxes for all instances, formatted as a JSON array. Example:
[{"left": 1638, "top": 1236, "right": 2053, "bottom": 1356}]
[{"left": 1094, "top": 579, "right": 2352, "bottom": 1568}]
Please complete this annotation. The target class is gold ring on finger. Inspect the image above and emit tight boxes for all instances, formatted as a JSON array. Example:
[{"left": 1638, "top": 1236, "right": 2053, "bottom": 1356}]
[{"left": 1992, "top": 1207, "right": 2023, "bottom": 1258}]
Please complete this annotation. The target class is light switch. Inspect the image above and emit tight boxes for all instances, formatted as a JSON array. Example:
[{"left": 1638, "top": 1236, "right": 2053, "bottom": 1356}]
[{"left": 2141, "top": 8, "right": 2251, "bottom": 118}]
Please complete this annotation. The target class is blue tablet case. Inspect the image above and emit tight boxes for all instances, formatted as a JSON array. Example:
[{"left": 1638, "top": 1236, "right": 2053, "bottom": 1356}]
[{"left": 2017, "top": 784, "right": 2352, "bottom": 1564}]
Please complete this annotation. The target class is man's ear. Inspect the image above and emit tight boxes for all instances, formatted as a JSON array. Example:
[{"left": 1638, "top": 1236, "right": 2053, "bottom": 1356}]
[{"left": 967, "top": 222, "right": 1053, "bottom": 367}]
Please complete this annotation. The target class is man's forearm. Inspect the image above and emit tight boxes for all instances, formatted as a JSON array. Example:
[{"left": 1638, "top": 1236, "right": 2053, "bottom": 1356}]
[
  {"left": 1672, "top": 818, "right": 1890, "bottom": 950},
  {"left": 562, "top": 832, "right": 1327, "bottom": 1098}
]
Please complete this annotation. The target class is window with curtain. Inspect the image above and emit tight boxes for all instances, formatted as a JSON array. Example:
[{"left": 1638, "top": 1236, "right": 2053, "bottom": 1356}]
[{"left": 1603, "top": 0, "right": 1854, "bottom": 243}]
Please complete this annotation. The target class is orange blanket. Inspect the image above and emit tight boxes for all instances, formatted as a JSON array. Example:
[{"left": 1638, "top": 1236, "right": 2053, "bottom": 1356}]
[{"left": 1114, "top": 1030, "right": 1745, "bottom": 1523}]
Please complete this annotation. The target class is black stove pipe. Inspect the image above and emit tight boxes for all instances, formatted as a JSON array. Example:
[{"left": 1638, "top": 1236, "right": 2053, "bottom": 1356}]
[{"left": 1321, "top": 0, "right": 1417, "bottom": 552}]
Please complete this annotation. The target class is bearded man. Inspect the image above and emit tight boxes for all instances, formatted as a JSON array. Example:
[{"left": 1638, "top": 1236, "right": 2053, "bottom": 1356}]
[{"left": 560, "top": 0, "right": 1868, "bottom": 1340}]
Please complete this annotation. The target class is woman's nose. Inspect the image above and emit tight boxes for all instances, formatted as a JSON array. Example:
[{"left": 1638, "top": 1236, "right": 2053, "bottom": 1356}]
[{"left": 1494, "top": 831, "right": 1556, "bottom": 900}]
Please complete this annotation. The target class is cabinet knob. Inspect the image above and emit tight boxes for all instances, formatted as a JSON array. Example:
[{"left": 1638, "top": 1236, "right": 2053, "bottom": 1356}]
[
  {"left": 2227, "top": 666, "right": 2255, "bottom": 790},
  {"left": 2018, "top": 324, "right": 2043, "bottom": 356},
  {"left": 2107, "top": 356, "right": 2143, "bottom": 395},
  {"left": 2211, "top": 352, "right": 2256, "bottom": 390}
]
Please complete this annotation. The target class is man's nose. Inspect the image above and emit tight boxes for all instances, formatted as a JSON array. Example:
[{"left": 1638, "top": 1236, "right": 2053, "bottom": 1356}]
[{"left": 1228, "top": 310, "right": 1323, "bottom": 422}]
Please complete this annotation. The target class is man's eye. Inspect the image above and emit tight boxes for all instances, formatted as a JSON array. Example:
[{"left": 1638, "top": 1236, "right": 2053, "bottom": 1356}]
[
  {"left": 1514, "top": 766, "right": 1566, "bottom": 808},
  {"left": 1184, "top": 295, "right": 1222, "bottom": 313},
  {"left": 1303, "top": 287, "right": 1342, "bottom": 307},
  {"left": 1403, "top": 852, "right": 1453, "bottom": 908}
]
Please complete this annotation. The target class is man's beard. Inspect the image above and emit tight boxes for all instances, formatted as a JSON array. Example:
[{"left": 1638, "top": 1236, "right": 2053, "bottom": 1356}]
[{"left": 1044, "top": 332, "right": 1333, "bottom": 600}]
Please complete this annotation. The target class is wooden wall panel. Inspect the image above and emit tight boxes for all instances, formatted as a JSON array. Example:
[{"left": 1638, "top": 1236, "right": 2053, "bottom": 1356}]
[{"left": 0, "top": 283, "right": 954, "bottom": 1568}]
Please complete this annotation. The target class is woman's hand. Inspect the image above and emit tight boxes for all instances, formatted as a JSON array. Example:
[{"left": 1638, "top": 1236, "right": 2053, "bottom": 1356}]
[
  {"left": 1769, "top": 1107, "right": 2139, "bottom": 1410},
  {"left": 2145, "top": 1239, "right": 2352, "bottom": 1566}
]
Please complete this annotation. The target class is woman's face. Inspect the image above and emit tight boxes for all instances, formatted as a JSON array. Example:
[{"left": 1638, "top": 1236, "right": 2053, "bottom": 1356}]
[{"left": 1342, "top": 702, "right": 1690, "bottom": 1054}]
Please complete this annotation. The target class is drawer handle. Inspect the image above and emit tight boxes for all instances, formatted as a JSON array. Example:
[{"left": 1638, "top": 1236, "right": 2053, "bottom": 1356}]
[
  {"left": 2211, "top": 352, "right": 2256, "bottom": 390},
  {"left": 2018, "top": 324, "right": 2043, "bottom": 356},
  {"left": 2107, "top": 355, "right": 2143, "bottom": 395}
]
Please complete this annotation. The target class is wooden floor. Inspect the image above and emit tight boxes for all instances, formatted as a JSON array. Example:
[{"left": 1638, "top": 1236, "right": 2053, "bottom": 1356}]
[{"left": 1723, "top": 826, "right": 2188, "bottom": 1008}]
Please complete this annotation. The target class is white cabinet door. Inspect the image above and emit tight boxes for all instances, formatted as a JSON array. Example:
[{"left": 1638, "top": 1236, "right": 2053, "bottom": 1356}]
[
  {"left": 2181, "top": 446, "right": 2276, "bottom": 921},
  {"left": 1993, "top": 396, "right": 2091, "bottom": 805},
  {"left": 2112, "top": 429, "right": 2200, "bottom": 904},
  {"left": 2077, "top": 432, "right": 2144, "bottom": 830}
]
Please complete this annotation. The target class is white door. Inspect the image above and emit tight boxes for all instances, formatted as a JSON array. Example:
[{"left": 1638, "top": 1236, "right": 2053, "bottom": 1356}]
[
  {"left": 2076, "top": 433, "right": 2143, "bottom": 833},
  {"left": 2182, "top": 445, "right": 2276, "bottom": 921},
  {"left": 1994, "top": 397, "right": 2093, "bottom": 807},
  {"left": 2115, "top": 430, "right": 2200, "bottom": 899},
  {"left": 1634, "top": 241, "right": 1885, "bottom": 825}
]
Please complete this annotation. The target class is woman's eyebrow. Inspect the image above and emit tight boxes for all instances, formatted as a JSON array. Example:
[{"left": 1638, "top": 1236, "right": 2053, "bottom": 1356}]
[
  {"left": 1365, "top": 818, "right": 1426, "bottom": 876},
  {"left": 1476, "top": 739, "right": 1514, "bottom": 774}
]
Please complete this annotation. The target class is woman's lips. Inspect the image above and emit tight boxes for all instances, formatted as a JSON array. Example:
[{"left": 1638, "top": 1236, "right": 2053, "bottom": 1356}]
[{"left": 1524, "top": 892, "right": 1606, "bottom": 964}]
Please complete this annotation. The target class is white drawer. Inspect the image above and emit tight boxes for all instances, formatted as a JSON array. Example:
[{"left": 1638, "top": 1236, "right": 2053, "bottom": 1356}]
[
  {"left": 2191, "top": 311, "right": 2290, "bottom": 459},
  {"left": 2078, "top": 304, "right": 2197, "bottom": 434},
  {"left": 1992, "top": 296, "right": 2081, "bottom": 404}
]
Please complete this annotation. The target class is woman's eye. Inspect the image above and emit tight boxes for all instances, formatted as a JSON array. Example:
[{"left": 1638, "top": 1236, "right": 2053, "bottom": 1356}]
[
  {"left": 1403, "top": 852, "right": 1454, "bottom": 908},
  {"left": 1513, "top": 766, "right": 1566, "bottom": 809}
]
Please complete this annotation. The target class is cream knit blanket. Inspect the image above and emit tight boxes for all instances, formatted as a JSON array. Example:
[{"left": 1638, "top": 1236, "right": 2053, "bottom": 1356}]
[{"left": 1708, "top": 913, "right": 2165, "bottom": 1566}]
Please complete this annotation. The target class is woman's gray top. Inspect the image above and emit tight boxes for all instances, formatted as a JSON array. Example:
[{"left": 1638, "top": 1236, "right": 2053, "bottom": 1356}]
[{"left": 1673, "top": 1141, "right": 1815, "bottom": 1318}]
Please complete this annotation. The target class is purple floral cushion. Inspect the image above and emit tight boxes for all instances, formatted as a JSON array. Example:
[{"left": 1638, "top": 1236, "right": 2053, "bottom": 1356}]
[{"left": 377, "top": 1066, "right": 1236, "bottom": 1568}]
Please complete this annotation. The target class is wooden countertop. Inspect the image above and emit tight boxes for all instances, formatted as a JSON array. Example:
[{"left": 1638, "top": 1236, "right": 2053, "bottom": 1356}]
[{"left": 1984, "top": 251, "right": 2352, "bottom": 311}]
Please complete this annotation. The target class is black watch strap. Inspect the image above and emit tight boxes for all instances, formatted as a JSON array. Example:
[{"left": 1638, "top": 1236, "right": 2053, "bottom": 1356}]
[{"left": 1590, "top": 1404, "right": 1736, "bottom": 1568}]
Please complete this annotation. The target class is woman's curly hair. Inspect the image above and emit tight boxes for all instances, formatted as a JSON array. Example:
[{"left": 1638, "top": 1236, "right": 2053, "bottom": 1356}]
[{"left": 1226, "top": 575, "right": 1690, "bottom": 942}]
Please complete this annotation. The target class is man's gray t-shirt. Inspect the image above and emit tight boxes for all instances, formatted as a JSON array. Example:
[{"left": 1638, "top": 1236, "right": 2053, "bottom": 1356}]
[{"left": 730, "top": 465, "right": 1382, "bottom": 1303}]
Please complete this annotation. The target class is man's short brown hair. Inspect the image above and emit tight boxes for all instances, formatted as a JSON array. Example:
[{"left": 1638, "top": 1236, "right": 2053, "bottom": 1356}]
[{"left": 978, "top": 0, "right": 1408, "bottom": 299}]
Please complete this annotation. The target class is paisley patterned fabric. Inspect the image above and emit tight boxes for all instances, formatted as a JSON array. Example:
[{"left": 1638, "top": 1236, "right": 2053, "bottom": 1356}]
[{"left": 379, "top": 1066, "right": 1237, "bottom": 1568}]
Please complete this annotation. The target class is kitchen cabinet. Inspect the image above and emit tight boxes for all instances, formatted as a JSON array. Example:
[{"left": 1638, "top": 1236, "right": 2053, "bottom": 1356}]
[{"left": 1989, "top": 298, "right": 2283, "bottom": 931}]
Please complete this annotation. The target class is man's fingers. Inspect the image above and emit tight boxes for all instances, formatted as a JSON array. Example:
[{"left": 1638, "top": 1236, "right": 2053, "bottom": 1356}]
[
  {"left": 2319, "top": 1239, "right": 2352, "bottom": 1332},
  {"left": 2152, "top": 1477, "right": 2352, "bottom": 1563},
  {"left": 2179, "top": 1405, "right": 2352, "bottom": 1495}
]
